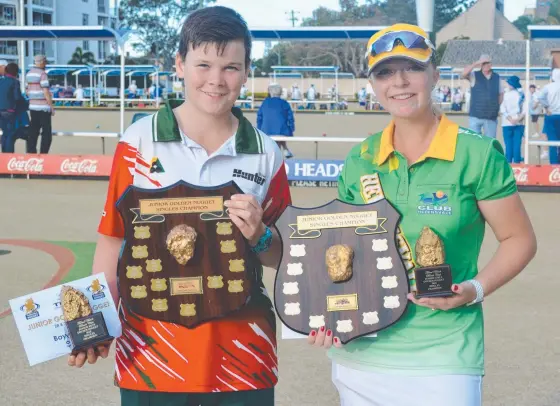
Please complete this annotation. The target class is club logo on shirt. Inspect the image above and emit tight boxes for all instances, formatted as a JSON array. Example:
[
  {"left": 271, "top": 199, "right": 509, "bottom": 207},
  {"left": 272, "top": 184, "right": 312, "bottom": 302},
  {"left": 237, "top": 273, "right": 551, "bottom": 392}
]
[
  {"left": 232, "top": 169, "right": 266, "bottom": 186},
  {"left": 417, "top": 191, "right": 452, "bottom": 215},
  {"left": 150, "top": 157, "right": 165, "bottom": 174}
]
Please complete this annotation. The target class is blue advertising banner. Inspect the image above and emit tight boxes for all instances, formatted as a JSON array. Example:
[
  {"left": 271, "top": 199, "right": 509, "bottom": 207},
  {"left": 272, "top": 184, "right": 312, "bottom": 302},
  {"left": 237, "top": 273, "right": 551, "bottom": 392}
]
[{"left": 285, "top": 159, "right": 344, "bottom": 187}]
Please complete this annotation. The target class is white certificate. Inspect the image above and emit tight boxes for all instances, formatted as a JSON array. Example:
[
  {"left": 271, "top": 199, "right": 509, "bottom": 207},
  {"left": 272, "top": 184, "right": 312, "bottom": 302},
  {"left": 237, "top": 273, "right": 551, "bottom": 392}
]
[{"left": 9, "top": 273, "right": 121, "bottom": 366}]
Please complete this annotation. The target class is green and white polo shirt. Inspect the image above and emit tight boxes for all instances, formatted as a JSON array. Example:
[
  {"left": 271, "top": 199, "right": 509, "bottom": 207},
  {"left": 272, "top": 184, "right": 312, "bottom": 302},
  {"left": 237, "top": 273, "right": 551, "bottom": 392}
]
[{"left": 328, "top": 114, "right": 517, "bottom": 376}]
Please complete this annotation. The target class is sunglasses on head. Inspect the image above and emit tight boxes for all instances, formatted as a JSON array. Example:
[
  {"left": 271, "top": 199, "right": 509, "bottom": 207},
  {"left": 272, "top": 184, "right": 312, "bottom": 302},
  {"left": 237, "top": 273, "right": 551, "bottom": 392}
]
[{"left": 367, "top": 31, "right": 435, "bottom": 59}]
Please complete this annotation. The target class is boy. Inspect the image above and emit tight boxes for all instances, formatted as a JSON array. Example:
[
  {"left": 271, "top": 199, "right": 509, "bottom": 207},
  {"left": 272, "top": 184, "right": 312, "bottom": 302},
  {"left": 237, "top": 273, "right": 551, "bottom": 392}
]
[{"left": 68, "top": 7, "right": 291, "bottom": 406}]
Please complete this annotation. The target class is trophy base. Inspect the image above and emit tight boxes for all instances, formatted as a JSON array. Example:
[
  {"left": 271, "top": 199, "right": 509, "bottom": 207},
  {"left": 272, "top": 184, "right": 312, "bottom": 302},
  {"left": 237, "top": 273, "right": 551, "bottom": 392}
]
[
  {"left": 66, "top": 312, "right": 113, "bottom": 355},
  {"left": 413, "top": 264, "right": 453, "bottom": 299}
]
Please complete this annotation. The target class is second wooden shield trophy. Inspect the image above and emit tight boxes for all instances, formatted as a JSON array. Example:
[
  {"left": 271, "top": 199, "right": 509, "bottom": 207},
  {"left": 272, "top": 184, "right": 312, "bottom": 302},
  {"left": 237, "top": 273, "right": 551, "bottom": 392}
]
[{"left": 274, "top": 199, "right": 409, "bottom": 344}]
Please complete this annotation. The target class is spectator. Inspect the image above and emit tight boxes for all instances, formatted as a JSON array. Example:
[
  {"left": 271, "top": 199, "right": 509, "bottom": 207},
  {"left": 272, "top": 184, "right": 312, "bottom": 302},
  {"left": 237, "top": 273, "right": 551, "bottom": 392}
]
[
  {"left": 462, "top": 54, "right": 504, "bottom": 138},
  {"left": 501, "top": 76, "right": 527, "bottom": 163},
  {"left": 451, "top": 88, "right": 463, "bottom": 111},
  {"left": 128, "top": 80, "right": 138, "bottom": 98},
  {"left": 257, "top": 83, "right": 295, "bottom": 158},
  {"left": 74, "top": 84, "right": 85, "bottom": 106},
  {"left": 529, "top": 84, "right": 543, "bottom": 139},
  {"left": 0, "top": 62, "right": 26, "bottom": 152},
  {"left": 25, "top": 55, "right": 54, "bottom": 154},
  {"left": 358, "top": 87, "right": 367, "bottom": 107},
  {"left": 306, "top": 84, "right": 316, "bottom": 109},
  {"left": 0, "top": 60, "right": 7, "bottom": 76},
  {"left": 537, "top": 68, "right": 560, "bottom": 165}
]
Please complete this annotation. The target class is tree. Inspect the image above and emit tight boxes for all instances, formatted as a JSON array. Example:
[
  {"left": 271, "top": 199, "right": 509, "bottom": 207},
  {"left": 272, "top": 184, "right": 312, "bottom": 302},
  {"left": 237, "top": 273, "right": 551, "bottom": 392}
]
[
  {"left": 119, "top": 0, "right": 215, "bottom": 69},
  {"left": 67, "top": 47, "right": 96, "bottom": 65},
  {"left": 513, "top": 15, "right": 534, "bottom": 39}
]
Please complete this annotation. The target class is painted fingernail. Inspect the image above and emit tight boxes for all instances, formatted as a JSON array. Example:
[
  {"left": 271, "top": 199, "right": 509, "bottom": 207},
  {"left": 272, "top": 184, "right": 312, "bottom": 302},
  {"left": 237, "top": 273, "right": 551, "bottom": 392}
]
[
  {"left": 320, "top": 326, "right": 325, "bottom": 332},
  {"left": 453, "top": 285, "right": 459, "bottom": 292},
  {"left": 327, "top": 330, "right": 332, "bottom": 337},
  {"left": 334, "top": 337, "right": 339, "bottom": 344},
  {"left": 311, "top": 330, "right": 316, "bottom": 337}
]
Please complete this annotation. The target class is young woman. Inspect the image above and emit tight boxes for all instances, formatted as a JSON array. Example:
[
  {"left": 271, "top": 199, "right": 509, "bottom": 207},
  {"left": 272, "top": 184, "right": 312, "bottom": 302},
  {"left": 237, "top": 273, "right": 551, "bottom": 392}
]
[
  {"left": 68, "top": 7, "right": 291, "bottom": 406},
  {"left": 500, "top": 75, "right": 527, "bottom": 163},
  {"left": 308, "top": 23, "right": 537, "bottom": 406}
]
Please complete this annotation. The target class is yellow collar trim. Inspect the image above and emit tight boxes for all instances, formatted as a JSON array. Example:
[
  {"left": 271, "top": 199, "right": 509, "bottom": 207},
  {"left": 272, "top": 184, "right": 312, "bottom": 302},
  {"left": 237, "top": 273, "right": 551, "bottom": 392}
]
[{"left": 376, "top": 114, "right": 458, "bottom": 165}]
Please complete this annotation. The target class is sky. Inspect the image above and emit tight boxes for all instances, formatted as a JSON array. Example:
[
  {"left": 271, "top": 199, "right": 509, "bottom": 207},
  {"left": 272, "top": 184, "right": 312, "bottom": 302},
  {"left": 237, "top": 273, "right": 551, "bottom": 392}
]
[
  {"left": 117, "top": 0, "right": 535, "bottom": 58},
  {"left": 214, "top": 0, "right": 535, "bottom": 58}
]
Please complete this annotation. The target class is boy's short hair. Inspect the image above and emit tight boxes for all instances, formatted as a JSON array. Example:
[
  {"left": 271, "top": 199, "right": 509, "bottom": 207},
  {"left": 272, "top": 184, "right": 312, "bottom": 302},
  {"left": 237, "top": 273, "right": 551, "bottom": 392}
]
[
  {"left": 530, "top": 84, "right": 536, "bottom": 89},
  {"left": 178, "top": 6, "right": 252, "bottom": 67},
  {"left": 5, "top": 62, "right": 18, "bottom": 77}
]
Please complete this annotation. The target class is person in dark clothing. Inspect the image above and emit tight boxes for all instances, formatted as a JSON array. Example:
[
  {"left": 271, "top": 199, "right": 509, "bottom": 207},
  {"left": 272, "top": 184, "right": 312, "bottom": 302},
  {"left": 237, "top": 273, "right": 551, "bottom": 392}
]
[
  {"left": 0, "top": 62, "right": 26, "bottom": 153},
  {"left": 461, "top": 54, "right": 504, "bottom": 139},
  {"left": 257, "top": 84, "right": 295, "bottom": 158}
]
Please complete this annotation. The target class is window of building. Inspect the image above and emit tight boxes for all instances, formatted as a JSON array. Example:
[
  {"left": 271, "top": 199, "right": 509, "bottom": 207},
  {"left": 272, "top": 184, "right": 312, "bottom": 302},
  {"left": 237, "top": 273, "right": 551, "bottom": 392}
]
[
  {"left": 32, "top": 11, "right": 53, "bottom": 26},
  {"left": 1, "top": 5, "right": 16, "bottom": 23},
  {"left": 98, "top": 16, "right": 108, "bottom": 26},
  {"left": 82, "top": 13, "right": 89, "bottom": 26},
  {"left": 32, "top": 0, "right": 54, "bottom": 8},
  {"left": 98, "top": 0, "right": 106, "bottom": 14},
  {"left": 83, "top": 41, "right": 90, "bottom": 51},
  {"left": 0, "top": 41, "right": 18, "bottom": 56},
  {"left": 98, "top": 42, "right": 107, "bottom": 61}
]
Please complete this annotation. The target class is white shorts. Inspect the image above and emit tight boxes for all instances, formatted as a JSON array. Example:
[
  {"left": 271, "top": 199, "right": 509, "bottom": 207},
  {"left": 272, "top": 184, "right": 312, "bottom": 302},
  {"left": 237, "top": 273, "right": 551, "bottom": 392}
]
[{"left": 332, "top": 363, "right": 482, "bottom": 406}]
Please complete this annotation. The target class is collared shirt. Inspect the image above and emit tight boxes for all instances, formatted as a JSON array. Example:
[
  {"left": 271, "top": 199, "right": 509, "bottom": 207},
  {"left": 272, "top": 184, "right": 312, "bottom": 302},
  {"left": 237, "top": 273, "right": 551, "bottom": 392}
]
[
  {"left": 25, "top": 66, "right": 51, "bottom": 112},
  {"left": 328, "top": 115, "right": 516, "bottom": 376},
  {"left": 98, "top": 100, "right": 291, "bottom": 393}
]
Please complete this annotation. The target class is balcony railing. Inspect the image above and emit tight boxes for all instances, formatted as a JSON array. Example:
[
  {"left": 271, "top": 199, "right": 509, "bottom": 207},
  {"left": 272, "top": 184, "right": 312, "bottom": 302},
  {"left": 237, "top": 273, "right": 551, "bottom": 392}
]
[
  {"left": 0, "top": 17, "right": 17, "bottom": 26},
  {"left": 32, "top": 0, "right": 54, "bottom": 8}
]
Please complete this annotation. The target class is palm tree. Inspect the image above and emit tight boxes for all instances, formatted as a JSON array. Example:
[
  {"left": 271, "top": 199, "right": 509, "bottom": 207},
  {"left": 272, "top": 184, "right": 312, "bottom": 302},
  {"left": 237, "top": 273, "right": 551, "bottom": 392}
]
[{"left": 67, "top": 47, "right": 97, "bottom": 65}]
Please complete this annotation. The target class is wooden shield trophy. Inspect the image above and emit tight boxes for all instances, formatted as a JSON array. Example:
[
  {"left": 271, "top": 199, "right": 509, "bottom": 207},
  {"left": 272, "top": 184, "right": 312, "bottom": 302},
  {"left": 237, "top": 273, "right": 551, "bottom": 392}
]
[
  {"left": 116, "top": 180, "right": 257, "bottom": 328},
  {"left": 274, "top": 199, "right": 409, "bottom": 344}
]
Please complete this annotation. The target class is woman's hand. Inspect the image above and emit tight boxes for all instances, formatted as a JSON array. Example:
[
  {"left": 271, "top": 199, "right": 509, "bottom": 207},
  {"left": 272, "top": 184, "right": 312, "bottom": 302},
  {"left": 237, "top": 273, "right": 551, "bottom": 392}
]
[
  {"left": 224, "top": 194, "right": 265, "bottom": 245},
  {"left": 67, "top": 342, "right": 112, "bottom": 368},
  {"left": 407, "top": 282, "right": 476, "bottom": 311},
  {"left": 307, "top": 326, "right": 344, "bottom": 349}
]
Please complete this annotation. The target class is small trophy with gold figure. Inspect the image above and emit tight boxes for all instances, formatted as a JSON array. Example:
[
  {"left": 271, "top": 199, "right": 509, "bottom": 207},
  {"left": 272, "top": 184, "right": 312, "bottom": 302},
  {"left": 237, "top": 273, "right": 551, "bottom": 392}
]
[{"left": 413, "top": 227, "right": 454, "bottom": 298}]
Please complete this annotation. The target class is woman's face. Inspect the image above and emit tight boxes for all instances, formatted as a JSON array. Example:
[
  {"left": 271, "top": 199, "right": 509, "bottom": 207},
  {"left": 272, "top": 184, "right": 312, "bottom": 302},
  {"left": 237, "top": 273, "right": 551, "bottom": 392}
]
[
  {"left": 369, "top": 58, "right": 438, "bottom": 119},
  {"left": 175, "top": 40, "right": 249, "bottom": 117}
]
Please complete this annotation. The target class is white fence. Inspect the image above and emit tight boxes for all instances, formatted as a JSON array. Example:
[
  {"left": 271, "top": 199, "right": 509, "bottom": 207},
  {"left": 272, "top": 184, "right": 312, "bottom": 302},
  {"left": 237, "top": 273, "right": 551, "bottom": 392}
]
[{"left": 49, "top": 132, "right": 560, "bottom": 163}]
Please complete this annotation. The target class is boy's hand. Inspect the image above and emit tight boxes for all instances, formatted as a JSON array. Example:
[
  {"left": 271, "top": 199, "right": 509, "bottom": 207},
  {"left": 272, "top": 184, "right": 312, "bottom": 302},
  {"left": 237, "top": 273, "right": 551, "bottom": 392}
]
[
  {"left": 68, "top": 342, "right": 112, "bottom": 368},
  {"left": 224, "top": 194, "right": 265, "bottom": 245}
]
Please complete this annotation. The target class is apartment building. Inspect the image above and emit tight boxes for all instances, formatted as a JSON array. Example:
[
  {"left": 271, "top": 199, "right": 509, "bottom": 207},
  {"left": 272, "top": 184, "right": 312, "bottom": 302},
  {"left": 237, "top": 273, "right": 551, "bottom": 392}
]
[{"left": 0, "top": 0, "right": 117, "bottom": 64}]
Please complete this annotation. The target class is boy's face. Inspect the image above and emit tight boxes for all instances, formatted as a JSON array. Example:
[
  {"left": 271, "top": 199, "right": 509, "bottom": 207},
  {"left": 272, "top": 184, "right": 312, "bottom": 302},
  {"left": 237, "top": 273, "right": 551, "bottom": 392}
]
[{"left": 176, "top": 40, "right": 249, "bottom": 116}]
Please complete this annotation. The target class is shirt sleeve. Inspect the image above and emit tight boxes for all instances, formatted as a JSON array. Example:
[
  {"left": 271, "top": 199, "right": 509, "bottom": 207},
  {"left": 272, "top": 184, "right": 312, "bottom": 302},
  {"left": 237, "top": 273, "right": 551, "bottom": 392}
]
[
  {"left": 97, "top": 136, "right": 139, "bottom": 238},
  {"left": 262, "top": 154, "right": 292, "bottom": 226},
  {"left": 40, "top": 72, "right": 49, "bottom": 89},
  {"left": 475, "top": 139, "right": 517, "bottom": 201},
  {"left": 338, "top": 154, "right": 357, "bottom": 203}
]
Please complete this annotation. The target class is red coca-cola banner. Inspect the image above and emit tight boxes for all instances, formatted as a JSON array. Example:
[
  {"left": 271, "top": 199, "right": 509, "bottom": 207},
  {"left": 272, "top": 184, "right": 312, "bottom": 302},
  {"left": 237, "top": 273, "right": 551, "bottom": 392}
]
[
  {"left": 0, "top": 154, "right": 559, "bottom": 189},
  {"left": 0, "top": 154, "right": 113, "bottom": 177},
  {"left": 511, "top": 164, "right": 560, "bottom": 187}
]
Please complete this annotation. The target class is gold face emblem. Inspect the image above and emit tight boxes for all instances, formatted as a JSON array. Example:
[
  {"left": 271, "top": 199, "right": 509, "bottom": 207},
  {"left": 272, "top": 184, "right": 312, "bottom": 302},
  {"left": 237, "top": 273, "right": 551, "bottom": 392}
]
[
  {"left": 220, "top": 240, "right": 237, "bottom": 254},
  {"left": 150, "top": 278, "right": 168, "bottom": 292},
  {"left": 126, "top": 266, "right": 143, "bottom": 279},
  {"left": 229, "top": 259, "right": 245, "bottom": 273},
  {"left": 180, "top": 303, "right": 196, "bottom": 317},
  {"left": 134, "top": 226, "right": 151, "bottom": 239},
  {"left": 132, "top": 245, "right": 149, "bottom": 259},
  {"left": 152, "top": 298, "right": 168, "bottom": 312},
  {"left": 228, "top": 279, "right": 244, "bottom": 293},
  {"left": 146, "top": 259, "right": 163, "bottom": 273},
  {"left": 130, "top": 285, "right": 148, "bottom": 299},
  {"left": 216, "top": 222, "right": 233, "bottom": 236},
  {"left": 207, "top": 275, "right": 224, "bottom": 289}
]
